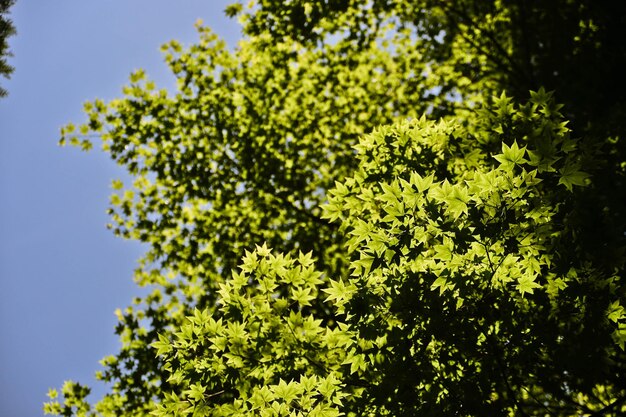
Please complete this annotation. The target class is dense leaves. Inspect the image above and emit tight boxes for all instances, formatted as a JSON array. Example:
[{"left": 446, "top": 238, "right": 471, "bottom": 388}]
[
  {"left": 322, "top": 94, "right": 625, "bottom": 415},
  {"left": 45, "top": 1, "right": 626, "bottom": 416}
]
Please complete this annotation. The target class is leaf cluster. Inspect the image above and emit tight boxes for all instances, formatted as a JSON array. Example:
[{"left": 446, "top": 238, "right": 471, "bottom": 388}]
[{"left": 323, "top": 93, "right": 625, "bottom": 415}]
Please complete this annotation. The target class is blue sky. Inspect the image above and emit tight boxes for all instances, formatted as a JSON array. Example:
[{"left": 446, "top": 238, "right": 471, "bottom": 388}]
[{"left": 0, "top": 2, "right": 240, "bottom": 416}]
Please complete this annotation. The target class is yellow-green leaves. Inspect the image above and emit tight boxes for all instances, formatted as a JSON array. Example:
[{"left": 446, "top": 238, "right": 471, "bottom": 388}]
[
  {"left": 429, "top": 180, "right": 471, "bottom": 220},
  {"left": 152, "top": 333, "right": 173, "bottom": 357},
  {"left": 150, "top": 247, "right": 357, "bottom": 417},
  {"left": 50, "top": 0, "right": 626, "bottom": 415},
  {"left": 515, "top": 274, "right": 542, "bottom": 295},
  {"left": 608, "top": 301, "right": 626, "bottom": 350},
  {"left": 494, "top": 141, "right": 527, "bottom": 170},
  {"left": 322, "top": 279, "right": 357, "bottom": 311},
  {"left": 608, "top": 300, "right": 625, "bottom": 324},
  {"left": 312, "top": 90, "right": 626, "bottom": 416},
  {"left": 46, "top": 388, "right": 58, "bottom": 400},
  {"left": 43, "top": 381, "right": 92, "bottom": 417},
  {"left": 411, "top": 172, "right": 435, "bottom": 193}
]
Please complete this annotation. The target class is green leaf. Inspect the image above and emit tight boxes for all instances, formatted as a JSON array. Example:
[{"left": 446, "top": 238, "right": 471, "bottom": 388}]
[
  {"left": 111, "top": 179, "right": 124, "bottom": 190},
  {"left": 516, "top": 274, "right": 542, "bottom": 295},
  {"left": 431, "top": 276, "right": 450, "bottom": 294},
  {"left": 608, "top": 301, "right": 625, "bottom": 323},
  {"left": 183, "top": 383, "right": 205, "bottom": 402},
  {"left": 271, "top": 379, "right": 301, "bottom": 404},
  {"left": 322, "top": 279, "right": 356, "bottom": 305},
  {"left": 47, "top": 388, "right": 58, "bottom": 400},
  {"left": 558, "top": 162, "right": 590, "bottom": 191},
  {"left": 444, "top": 185, "right": 470, "bottom": 219},
  {"left": 152, "top": 333, "right": 173, "bottom": 356},
  {"left": 494, "top": 141, "right": 527, "bottom": 169},
  {"left": 291, "top": 286, "right": 315, "bottom": 306},
  {"left": 410, "top": 172, "right": 435, "bottom": 193}
]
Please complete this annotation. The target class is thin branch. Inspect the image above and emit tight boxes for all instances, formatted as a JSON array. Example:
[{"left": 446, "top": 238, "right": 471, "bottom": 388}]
[
  {"left": 590, "top": 394, "right": 626, "bottom": 416},
  {"left": 204, "top": 389, "right": 225, "bottom": 399},
  {"left": 439, "top": 3, "right": 531, "bottom": 89},
  {"left": 487, "top": 335, "right": 531, "bottom": 417}
]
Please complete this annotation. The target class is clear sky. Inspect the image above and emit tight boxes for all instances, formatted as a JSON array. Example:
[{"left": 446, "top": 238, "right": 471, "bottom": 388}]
[{"left": 0, "top": 2, "right": 240, "bottom": 416}]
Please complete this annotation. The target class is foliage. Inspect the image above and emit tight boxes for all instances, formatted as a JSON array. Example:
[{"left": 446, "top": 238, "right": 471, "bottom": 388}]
[
  {"left": 322, "top": 94, "right": 624, "bottom": 415},
  {"left": 0, "top": 0, "right": 16, "bottom": 97},
  {"left": 45, "top": 1, "right": 626, "bottom": 416}
]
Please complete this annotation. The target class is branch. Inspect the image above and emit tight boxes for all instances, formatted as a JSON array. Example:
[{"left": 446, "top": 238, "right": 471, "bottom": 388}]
[
  {"left": 590, "top": 394, "right": 626, "bottom": 416},
  {"left": 486, "top": 334, "right": 531, "bottom": 417},
  {"left": 439, "top": 3, "right": 531, "bottom": 89}
]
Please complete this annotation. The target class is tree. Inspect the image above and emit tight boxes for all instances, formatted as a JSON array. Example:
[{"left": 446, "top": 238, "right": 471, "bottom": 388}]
[
  {"left": 0, "top": 0, "right": 16, "bottom": 97},
  {"left": 45, "top": 1, "right": 626, "bottom": 416}
]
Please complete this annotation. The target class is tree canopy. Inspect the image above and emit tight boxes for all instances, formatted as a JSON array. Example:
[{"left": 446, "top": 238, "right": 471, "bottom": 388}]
[
  {"left": 0, "top": 0, "right": 16, "bottom": 97},
  {"left": 45, "top": 1, "right": 626, "bottom": 416}
]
